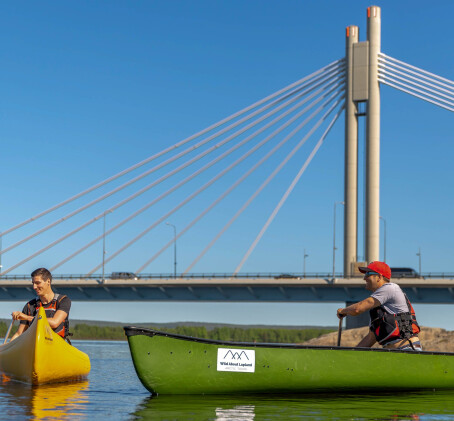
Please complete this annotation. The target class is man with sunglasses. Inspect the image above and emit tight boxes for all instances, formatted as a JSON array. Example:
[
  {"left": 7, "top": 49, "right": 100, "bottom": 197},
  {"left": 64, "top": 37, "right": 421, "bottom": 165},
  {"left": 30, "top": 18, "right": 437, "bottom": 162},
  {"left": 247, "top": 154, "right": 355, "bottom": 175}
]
[{"left": 337, "top": 261, "right": 422, "bottom": 351}]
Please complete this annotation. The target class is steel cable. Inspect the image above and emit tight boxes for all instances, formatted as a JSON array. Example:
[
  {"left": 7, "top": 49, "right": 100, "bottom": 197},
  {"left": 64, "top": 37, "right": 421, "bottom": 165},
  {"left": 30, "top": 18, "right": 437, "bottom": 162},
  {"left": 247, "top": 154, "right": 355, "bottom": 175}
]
[
  {"left": 51, "top": 79, "right": 345, "bottom": 272},
  {"left": 88, "top": 89, "right": 345, "bottom": 275},
  {"left": 0, "top": 59, "right": 344, "bottom": 239}
]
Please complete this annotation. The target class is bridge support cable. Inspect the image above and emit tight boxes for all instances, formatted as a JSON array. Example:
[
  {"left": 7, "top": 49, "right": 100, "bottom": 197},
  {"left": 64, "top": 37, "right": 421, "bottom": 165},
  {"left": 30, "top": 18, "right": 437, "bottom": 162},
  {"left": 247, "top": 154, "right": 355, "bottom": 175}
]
[
  {"left": 0, "top": 74, "right": 345, "bottom": 275},
  {"left": 378, "top": 61, "right": 454, "bottom": 101},
  {"left": 135, "top": 90, "right": 345, "bottom": 274},
  {"left": 2, "top": 73, "right": 345, "bottom": 275},
  {"left": 87, "top": 88, "right": 345, "bottom": 276},
  {"left": 378, "top": 70, "right": 454, "bottom": 110},
  {"left": 379, "top": 53, "right": 454, "bottom": 90},
  {"left": 233, "top": 105, "right": 345, "bottom": 275},
  {"left": 378, "top": 53, "right": 454, "bottom": 112},
  {"left": 0, "top": 59, "right": 344, "bottom": 242},
  {"left": 0, "top": 65, "right": 345, "bottom": 260},
  {"left": 183, "top": 94, "right": 345, "bottom": 275},
  {"left": 51, "top": 78, "right": 346, "bottom": 273}
]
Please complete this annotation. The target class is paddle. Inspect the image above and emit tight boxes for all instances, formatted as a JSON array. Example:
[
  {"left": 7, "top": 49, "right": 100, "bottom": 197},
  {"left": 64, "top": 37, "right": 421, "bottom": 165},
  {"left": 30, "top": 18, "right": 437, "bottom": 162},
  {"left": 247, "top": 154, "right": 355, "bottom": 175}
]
[
  {"left": 337, "top": 317, "right": 343, "bottom": 347},
  {"left": 3, "top": 319, "right": 14, "bottom": 345}
]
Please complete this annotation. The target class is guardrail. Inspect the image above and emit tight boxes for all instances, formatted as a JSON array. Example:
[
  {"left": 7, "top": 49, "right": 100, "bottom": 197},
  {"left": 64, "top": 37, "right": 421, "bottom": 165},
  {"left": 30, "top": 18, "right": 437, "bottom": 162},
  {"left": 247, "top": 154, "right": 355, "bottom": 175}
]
[{"left": 0, "top": 272, "right": 453, "bottom": 280}]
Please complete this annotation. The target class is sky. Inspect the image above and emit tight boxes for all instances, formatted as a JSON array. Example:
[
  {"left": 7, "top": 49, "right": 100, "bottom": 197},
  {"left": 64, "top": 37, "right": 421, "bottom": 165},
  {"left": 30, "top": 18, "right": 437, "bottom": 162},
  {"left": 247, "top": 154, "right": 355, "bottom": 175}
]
[{"left": 0, "top": 1, "right": 453, "bottom": 328}]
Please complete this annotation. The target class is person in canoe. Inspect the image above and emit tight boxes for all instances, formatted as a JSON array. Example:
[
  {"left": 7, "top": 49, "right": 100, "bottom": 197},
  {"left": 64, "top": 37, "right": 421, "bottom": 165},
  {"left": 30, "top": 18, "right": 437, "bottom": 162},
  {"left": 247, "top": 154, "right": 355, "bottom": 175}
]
[
  {"left": 336, "top": 261, "right": 422, "bottom": 351},
  {"left": 10, "top": 268, "right": 71, "bottom": 341}
]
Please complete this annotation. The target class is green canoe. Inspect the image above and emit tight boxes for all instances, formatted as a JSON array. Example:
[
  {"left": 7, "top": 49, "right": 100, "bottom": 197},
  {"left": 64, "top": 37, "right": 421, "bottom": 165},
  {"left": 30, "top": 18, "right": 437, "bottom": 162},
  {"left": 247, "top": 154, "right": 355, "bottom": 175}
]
[{"left": 124, "top": 326, "right": 454, "bottom": 395}]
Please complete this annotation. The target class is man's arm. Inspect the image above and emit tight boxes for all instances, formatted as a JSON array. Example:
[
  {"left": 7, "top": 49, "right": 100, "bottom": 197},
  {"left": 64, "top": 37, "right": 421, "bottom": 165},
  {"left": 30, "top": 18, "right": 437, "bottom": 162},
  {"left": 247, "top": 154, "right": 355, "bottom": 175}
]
[
  {"left": 10, "top": 323, "right": 28, "bottom": 342},
  {"left": 47, "top": 310, "right": 68, "bottom": 329},
  {"left": 357, "top": 330, "right": 377, "bottom": 348},
  {"left": 337, "top": 297, "right": 381, "bottom": 319}
]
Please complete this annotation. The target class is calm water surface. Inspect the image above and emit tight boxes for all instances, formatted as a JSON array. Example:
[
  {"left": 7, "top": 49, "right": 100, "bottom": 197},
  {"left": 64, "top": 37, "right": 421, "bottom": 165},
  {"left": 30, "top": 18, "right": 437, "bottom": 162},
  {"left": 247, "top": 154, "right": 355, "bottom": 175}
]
[{"left": 0, "top": 340, "right": 454, "bottom": 420}]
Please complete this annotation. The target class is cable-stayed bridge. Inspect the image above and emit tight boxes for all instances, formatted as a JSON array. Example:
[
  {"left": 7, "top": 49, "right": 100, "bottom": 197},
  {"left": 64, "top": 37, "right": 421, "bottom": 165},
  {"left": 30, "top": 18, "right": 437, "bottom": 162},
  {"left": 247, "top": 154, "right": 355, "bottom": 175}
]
[{"left": 0, "top": 6, "right": 453, "bottom": 323}]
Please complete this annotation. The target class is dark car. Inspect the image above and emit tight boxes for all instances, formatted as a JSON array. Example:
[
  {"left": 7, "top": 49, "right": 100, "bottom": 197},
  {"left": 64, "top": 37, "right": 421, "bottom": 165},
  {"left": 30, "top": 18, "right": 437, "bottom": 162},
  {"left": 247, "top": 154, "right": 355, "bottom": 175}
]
[
  {"left": 111, "top": 272, "right": 138, "bottom": 280},
  {"left": 274, "top": 273, "right": 297, "bottom": 279},
  {"left": 390, "top": 267, "right": 419, "bottom": 278}
]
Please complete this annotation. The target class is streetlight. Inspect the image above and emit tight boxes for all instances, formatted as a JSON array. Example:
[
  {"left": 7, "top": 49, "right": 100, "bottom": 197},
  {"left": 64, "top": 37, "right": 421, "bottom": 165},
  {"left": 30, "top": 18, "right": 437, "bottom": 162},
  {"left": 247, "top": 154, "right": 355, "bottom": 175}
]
[
  {"left": 332, "top": 201, "right": 344, "bottom": 279},
  {"left": 379, "top": 216, "right": 387, "bottom": 262},
  {"left": 101, "top": 212, "right": 107, "bottom": 283},
  {"left": 166, "top": 222, "right": 177, "bottom": 278},
  {"left": 0, "top": 232, "right": 2, "bottom": 278},
  {"left": 416, "top": 247, "right": 422, "bottom": 276},
  {"left": 303, "top": 249, "right": 309, "bottom": 278}
]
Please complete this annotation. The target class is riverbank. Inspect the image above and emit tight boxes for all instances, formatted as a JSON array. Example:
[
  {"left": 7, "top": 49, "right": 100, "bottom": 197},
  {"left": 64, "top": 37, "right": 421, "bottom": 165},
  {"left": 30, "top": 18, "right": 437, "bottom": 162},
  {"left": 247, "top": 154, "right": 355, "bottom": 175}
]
[{"left": 303, "top": 326, "right": 454, "bottom": 352}]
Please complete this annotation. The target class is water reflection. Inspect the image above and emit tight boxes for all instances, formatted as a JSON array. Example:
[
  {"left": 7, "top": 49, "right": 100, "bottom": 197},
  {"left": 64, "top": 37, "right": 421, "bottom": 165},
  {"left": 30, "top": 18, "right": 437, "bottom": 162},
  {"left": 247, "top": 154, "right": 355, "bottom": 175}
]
[
  {"left": 215, "top": 405, "right": 255, "bottom": 420},
  {"left": 132, "top": 390, "right": 454, "bottom": 420},
  {"left": 0, "top": 379, "right": 88, "bottom": 420}
]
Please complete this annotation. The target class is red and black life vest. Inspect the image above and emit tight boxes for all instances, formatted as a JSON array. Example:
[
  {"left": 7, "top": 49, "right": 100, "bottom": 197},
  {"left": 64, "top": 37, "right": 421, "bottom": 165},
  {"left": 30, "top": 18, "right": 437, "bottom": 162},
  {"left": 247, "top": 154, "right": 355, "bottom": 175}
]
[
  {"left": 369, "top": 294, "right": 420, "bottom": 346},
  {"left": 28, "top": 294, "right": 70, "bottom": 338}
]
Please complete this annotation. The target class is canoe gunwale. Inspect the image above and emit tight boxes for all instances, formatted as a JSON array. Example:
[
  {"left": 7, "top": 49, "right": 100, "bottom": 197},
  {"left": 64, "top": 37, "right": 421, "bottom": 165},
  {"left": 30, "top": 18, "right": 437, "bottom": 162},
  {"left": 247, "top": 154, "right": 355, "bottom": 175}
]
[{"left": 123, "top": 326, "right": 454, "bottom": 356}]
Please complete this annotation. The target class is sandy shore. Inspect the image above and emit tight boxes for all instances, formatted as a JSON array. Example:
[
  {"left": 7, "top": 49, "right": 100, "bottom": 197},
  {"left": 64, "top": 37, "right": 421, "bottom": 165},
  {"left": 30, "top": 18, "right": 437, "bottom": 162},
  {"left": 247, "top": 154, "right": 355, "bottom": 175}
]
[{"left": 303, "top": 326, "right": 454, "bottom": 352}]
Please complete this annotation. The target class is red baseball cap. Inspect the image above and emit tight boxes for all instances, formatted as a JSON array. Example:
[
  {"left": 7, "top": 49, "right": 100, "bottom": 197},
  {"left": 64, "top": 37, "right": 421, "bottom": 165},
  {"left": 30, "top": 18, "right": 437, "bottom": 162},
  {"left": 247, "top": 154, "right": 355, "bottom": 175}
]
[{"left": 358, "top": 261, "right": 391, "bottom": 280}]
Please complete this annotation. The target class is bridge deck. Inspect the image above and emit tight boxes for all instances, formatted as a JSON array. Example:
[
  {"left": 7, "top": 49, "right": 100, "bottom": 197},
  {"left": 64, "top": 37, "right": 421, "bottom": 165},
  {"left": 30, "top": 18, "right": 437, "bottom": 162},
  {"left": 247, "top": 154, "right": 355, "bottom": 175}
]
[{"left": 1, "top": 277, "right": 453, "bottom": 303}]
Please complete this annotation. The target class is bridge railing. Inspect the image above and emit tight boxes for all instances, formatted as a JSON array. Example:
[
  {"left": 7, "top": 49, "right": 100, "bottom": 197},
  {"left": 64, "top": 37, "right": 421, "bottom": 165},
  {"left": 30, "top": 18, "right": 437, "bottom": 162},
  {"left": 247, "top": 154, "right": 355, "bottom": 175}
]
[
  {"left": 0, "top": 272, "right": 334, "bottom": 280},
  {"left": 0, "top": 272, "right": 453, "bottom": 280}
]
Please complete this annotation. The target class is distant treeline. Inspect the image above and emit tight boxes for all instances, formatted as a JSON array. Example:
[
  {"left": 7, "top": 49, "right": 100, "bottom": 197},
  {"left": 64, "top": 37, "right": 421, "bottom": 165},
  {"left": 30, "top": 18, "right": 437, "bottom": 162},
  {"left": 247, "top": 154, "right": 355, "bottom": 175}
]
[
  {"left": 0, "top": 321, "right": 334, "bottom": 343},
  {"left": 0, "top": 322, "right": 18, "bottom": 337},
  {"left": 71, "top": 324, "right": 334, "bottom": 342}
]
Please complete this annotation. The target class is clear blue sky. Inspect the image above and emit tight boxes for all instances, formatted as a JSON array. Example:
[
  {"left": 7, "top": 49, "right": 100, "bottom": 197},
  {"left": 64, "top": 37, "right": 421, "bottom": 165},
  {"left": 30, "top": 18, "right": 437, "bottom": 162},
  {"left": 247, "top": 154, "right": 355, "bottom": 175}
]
[{"left": 1, "top": 1, "right": 453, "bottom": 328}]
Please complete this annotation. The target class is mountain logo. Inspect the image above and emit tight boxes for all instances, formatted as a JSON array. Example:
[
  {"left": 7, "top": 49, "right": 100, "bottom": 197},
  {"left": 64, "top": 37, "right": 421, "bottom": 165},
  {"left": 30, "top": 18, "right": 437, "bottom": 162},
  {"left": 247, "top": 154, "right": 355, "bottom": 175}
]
[
  {"left": 217, "top": 348, "right": 255, "bottom": 373},
  {"left": 223, "top": 350, "right": 250, "bottom": 361}
]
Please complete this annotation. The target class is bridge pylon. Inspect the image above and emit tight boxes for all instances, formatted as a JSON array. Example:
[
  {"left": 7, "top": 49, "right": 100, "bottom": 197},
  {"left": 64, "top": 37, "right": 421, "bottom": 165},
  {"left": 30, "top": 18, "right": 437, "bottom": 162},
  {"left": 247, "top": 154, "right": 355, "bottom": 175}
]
[{"left": 344, "top": 6, "right": 381, "bottom": 277}]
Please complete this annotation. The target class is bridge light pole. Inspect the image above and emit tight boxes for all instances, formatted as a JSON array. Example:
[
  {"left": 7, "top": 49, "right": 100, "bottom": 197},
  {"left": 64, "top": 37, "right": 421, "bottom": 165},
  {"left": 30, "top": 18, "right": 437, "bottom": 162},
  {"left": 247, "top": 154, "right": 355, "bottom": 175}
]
[
  {"left": 303, "top": 249, "right": 309, "bottom": 278},
  {"left": 416, "top": 247, "right": 422, "bottom": 276},
  {"left": 102, "top": 212, "right": 107, "bottom": 284},
  {"left": 166, "top": 222, "right": 177, "bottom": 278},
  {"left": 333, "top": 201, "right": 344, "bottom": 279},
  {"left": 379, "top": 216, "right": 386, "bottom": 262}
]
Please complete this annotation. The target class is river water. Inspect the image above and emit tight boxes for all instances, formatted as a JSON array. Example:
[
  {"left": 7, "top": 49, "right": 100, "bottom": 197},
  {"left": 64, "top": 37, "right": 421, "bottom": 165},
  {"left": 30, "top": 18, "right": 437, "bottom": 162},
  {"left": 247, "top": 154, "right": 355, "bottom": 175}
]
[{"left": 1, "top": 340, "right": 454, "bottom": 420}]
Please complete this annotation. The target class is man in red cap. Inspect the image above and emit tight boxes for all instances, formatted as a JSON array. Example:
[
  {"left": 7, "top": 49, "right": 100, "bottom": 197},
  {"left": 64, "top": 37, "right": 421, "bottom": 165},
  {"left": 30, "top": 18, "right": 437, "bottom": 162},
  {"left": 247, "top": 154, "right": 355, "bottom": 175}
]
[{"left": 337, "top": 261, "right": 422, "bottom": 351}]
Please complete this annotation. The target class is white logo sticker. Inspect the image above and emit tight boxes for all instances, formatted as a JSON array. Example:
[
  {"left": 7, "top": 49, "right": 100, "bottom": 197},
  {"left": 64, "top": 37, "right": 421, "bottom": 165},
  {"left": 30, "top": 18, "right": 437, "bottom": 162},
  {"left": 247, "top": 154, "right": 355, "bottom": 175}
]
[{"left": 217, "top": 348, "right": 255, "bottom": 373}]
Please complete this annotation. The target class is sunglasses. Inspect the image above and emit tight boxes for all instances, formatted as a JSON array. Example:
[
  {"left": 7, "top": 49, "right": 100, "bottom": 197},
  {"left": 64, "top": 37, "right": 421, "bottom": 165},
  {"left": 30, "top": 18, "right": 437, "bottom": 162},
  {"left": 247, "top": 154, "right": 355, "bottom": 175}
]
[{"left": 365, "top": 271, "right": 380, "bottom": 277}]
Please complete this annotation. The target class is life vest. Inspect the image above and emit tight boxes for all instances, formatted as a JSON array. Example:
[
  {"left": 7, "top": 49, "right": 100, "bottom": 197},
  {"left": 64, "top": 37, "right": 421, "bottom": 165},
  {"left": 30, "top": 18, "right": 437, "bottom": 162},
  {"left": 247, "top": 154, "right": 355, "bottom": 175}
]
[
  {"left": 30, "top": 294, "right": 70, "bottom": 338},
  {"left": 369, "top": 294, "right": 420, "bottom": 346}
]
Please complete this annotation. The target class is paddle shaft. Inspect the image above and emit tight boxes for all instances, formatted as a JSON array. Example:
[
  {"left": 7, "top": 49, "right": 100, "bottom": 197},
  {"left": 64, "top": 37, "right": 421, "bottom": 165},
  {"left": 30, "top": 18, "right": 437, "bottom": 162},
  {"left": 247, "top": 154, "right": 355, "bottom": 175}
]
[
  {"left": 3, "top": 319, "right": 14, "bottom": 344},
  {"left": 337, "top": 318, "right": 343, "bottom": 346}
]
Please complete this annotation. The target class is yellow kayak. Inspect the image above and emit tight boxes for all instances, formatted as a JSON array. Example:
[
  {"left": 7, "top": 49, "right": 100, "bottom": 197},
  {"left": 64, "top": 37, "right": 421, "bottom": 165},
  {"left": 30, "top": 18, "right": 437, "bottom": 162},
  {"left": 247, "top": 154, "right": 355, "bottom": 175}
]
[{"left": 0, "top": 306, "right": 90, "bottom": 384}]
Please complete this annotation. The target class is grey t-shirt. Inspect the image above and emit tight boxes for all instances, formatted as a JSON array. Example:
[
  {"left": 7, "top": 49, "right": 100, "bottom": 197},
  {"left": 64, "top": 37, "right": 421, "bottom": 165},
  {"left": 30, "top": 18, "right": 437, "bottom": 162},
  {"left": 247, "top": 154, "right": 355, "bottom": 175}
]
[{"left": 370, "top": 282, "right": 409, "bottom": 314}]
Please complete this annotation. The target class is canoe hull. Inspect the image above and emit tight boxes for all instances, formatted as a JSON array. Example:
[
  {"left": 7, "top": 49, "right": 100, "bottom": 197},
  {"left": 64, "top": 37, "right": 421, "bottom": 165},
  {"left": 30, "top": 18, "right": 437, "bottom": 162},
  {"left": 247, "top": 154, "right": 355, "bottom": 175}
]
[
  {"left": 125, "top": 327, "right": 454, "bottom": 395},
  {"left": 0, "top": 307, "right": 90, "bottom": 385}
]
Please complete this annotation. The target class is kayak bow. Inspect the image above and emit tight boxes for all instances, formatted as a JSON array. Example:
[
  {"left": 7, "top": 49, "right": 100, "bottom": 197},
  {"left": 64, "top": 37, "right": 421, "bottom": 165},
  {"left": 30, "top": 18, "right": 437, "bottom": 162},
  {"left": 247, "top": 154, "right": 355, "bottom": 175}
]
[{"left": 0, "top": 306, "right": 90, "bottom": 384}]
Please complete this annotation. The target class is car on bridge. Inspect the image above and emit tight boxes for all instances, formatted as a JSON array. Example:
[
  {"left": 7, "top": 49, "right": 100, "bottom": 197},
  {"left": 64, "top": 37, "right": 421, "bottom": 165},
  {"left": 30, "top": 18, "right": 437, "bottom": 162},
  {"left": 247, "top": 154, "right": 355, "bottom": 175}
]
[
  {"left": 274, "top": 273, "right": 297, "bottom": 279},
  {"left": 390, "top": 267, "right": 420, "bottom": 279},
  {"left": 111, "top": 272, "right": 138, "bottom": 280}
]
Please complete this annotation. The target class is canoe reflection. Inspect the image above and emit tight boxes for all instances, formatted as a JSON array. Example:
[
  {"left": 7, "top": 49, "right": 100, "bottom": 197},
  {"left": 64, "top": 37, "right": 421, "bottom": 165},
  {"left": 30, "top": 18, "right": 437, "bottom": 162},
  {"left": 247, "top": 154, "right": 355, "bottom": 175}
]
[
  {"left": 133, "top": 391, "right": 454, "bottom": 420},
  {"left": 0, "top": 380, "right": 88, "bottom": 420}
]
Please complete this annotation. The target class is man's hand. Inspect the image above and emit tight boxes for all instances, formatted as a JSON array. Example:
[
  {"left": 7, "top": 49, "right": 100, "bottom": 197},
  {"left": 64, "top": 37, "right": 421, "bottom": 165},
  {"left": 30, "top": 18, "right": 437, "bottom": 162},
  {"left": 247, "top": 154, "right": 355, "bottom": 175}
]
[
  {"left": 11, "top": 311, "right": 28, "bottom": 321},
  {"left": 337, "top": 308, "right": 346, "bottom": 319}
]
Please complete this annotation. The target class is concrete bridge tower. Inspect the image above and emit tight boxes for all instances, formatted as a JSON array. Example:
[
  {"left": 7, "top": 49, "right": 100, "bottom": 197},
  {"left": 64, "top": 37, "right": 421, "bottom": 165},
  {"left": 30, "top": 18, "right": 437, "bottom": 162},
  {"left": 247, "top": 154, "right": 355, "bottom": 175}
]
[{"left": 344, "top": 6, "right": 381, "bottom": 278}]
